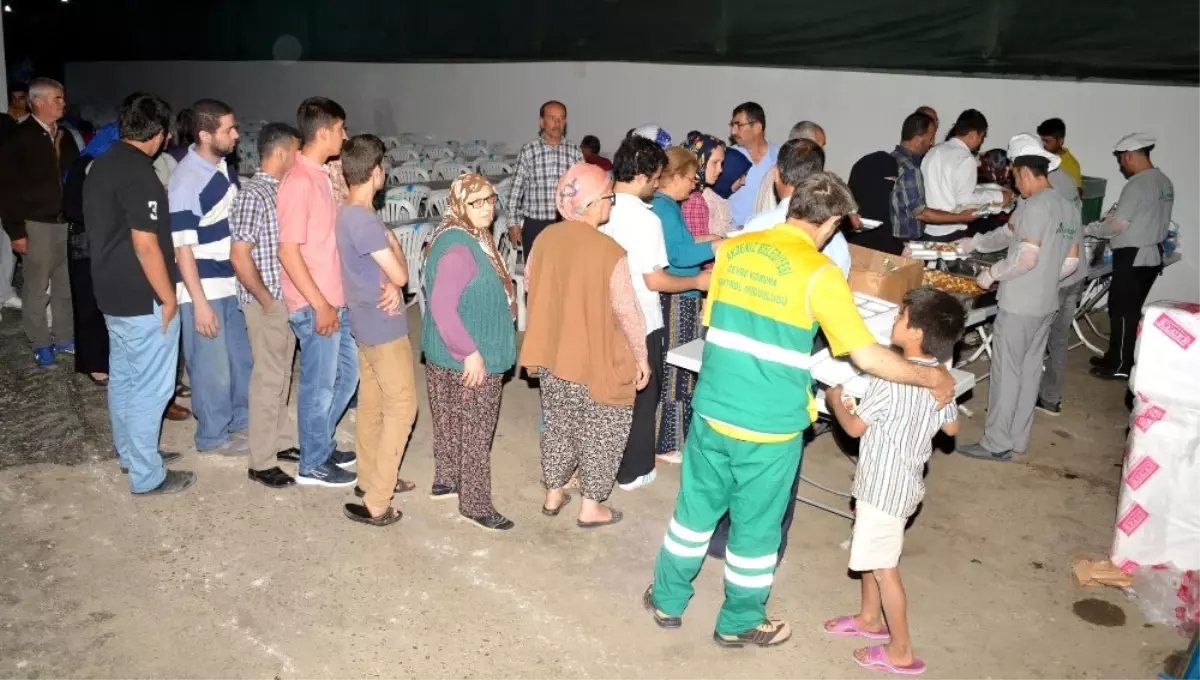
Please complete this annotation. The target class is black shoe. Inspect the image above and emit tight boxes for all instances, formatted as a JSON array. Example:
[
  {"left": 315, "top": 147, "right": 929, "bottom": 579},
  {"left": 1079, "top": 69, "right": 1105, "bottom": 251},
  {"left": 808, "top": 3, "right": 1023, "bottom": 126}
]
[
  {"left": 430, "top": 483, "right": 458, "bottom": 500},
  {"left": 343, "top": 503, "right": 402, "bottom": 527},
  {"left": 1089, "top": 355, "right": 1115, "bottom": 369},
  {"left": 354, "top": 479, "right": 416, "bottom": 497},
  {"left": 468, "top": 511, "right": 515, "bottom": 531},
  {"left": 134, "top": 470, "right": 196, "bottom": 496},
  {"left": 643, "top": 586, "right": 682, "bottom": 629},
  {"left": 329, "top": 449, "right": 356, "bottom": 469},
  {"left": 296, "top": 461, "right": 357, "bottom": 487},
  {"left": 121, "top": 450, "right": 182, "bottom": 474},
  {"left": 276, "top": 447, "right": 301, "bottom": 462},
  {"left": 713, "top": 618, "right": 792, "bottom": 648},
  {"left": 248, "top": 467, "right": 296, "bottom": 488},
  {"left": 1090, "top": 365, "right": 1129, "bottom": 381},
  {"left": 1035, "top": 398, "right": 1061, "bottom": 416}
]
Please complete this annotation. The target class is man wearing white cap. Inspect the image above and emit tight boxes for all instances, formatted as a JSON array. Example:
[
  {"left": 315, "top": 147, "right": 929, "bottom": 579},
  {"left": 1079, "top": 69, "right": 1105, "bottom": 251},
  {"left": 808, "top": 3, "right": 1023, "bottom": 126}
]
[
  {"left": 1085, "top": 133, "right": 1174, "bottom": 381},
  {"left": 957, "top": 134, "right": 1081, "bottom": 463}
]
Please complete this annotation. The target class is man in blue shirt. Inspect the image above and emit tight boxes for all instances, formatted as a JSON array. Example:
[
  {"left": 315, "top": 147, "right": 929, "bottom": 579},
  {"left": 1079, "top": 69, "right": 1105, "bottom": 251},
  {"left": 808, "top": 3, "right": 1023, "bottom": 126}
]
[
  {"left": 742, "top": 139, "right": 851, "bottom": 278},
  {"left": 727, "top": 102, "right": 779, "bottom": 226}
]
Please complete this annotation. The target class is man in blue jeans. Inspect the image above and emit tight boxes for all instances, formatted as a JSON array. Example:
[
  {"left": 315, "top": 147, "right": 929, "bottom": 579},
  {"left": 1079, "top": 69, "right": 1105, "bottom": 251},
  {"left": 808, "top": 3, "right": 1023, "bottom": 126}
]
[
  {"left": 277, "top": 97, "right": 357, "bottom": 486},
  {"left": 83, "top": 92, "right": 194, "bottom": 495},
  {"left": 169, "top": 99, "right": 254, "bottom": 455}
]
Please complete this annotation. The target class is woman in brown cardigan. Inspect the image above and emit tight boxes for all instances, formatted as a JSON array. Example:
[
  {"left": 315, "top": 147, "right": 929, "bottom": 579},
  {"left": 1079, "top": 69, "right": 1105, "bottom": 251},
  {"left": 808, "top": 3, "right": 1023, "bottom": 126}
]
[{"left": 520, "top": 163, "right": 651, "bottom": 529}]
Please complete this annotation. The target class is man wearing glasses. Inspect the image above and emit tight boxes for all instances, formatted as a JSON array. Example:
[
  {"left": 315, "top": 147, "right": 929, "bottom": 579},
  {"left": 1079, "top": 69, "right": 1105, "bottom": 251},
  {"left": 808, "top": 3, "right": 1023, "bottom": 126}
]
[
  {"left": 503, "top": 100, "right": 584, "bottom": 256},
  {"left": 727, "top": 102, "right": 780, "bottom": 227}
]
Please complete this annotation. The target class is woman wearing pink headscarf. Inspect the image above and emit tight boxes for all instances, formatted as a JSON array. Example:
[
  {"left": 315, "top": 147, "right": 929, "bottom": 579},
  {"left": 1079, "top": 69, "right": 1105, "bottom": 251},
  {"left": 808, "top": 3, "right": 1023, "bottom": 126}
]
[{"left": 519, "top": 163, "right": 650, "bottom": 529}]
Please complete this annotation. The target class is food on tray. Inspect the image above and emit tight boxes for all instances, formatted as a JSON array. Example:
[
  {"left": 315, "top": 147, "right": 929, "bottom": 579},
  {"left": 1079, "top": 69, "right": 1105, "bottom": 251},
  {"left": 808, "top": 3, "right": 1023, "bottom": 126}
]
[
  {"left": 923, "top": 270, "right": 986, "bottom": 296},
  {"left": 930, "top": 243, "right": 957, "bottom": 253}
]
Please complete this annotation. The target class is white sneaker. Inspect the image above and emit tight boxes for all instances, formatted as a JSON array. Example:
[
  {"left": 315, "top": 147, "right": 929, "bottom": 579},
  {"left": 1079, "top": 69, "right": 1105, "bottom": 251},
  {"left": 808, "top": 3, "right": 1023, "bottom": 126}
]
[
  {"left": 619, "top": 469, "right": 657, "bottom": 491},
  {"left": 1, "top": 296, "right": 21, "bottom": 309}
]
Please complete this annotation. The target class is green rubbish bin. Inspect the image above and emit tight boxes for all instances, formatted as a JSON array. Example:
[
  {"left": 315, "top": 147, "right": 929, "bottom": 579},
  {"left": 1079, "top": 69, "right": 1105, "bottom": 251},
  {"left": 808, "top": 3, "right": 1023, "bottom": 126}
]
[{"left": 1081, "top": 176, "right": 1107, "bottom": 224}]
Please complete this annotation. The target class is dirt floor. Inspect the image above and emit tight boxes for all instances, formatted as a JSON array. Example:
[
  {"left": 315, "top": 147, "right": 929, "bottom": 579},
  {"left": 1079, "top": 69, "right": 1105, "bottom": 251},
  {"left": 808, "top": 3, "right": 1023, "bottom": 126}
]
[{"left": 0, "top": 309, "right": 1190, "bottom": 679}]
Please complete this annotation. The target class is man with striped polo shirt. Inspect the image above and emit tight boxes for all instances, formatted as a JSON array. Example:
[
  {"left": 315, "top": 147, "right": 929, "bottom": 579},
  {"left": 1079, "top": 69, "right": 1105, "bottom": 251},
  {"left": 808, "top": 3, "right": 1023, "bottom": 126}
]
[
  {"left": 169, "top": 99, "right": 253, "bottom": 455},
  {"left": 643, "top": 172, "right": 955, "bottom": 648}
]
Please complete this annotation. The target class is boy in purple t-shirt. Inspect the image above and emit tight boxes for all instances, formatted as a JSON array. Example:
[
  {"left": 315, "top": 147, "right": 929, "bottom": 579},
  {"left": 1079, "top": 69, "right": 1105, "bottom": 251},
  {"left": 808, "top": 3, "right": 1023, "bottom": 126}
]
[{"left": 335, "top": 135, "right": 417, "bottom": 527}]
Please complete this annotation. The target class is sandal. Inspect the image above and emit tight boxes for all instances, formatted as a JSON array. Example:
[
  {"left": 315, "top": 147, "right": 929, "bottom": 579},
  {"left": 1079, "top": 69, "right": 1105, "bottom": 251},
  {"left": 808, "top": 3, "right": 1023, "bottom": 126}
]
[
  {"left": 823, "top": 615, "right": 890, "bottom": 640},
  {"left": 853, "top": 645, "right": 926, "bottom": 675},
  {"left": 354, "top": 478, "right": 417, "bottom": 498},
  {"left": 577, "top": 508, "right": 623, "bottom": 529},
  {"left": 175, "top": 384, "right": 191, "bottom": 399},
  {"left": 88, "top": 373, "right": 109, "bottom": 387},
  {"left": 343, "top": 504, "right": 403, "bottom": 527},
  {"left": 541, "top": 494, "right": 573, "bottom": 516}
]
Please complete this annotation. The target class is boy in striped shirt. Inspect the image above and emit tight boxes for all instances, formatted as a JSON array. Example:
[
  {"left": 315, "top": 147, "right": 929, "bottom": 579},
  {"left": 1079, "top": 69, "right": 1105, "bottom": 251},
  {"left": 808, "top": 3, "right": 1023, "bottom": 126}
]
[
  {"left": 169, "top": 99, "right": 253, "bottom": 455},
  {"left": 823, "top": 287, "right": 965, "bottom": 675}
]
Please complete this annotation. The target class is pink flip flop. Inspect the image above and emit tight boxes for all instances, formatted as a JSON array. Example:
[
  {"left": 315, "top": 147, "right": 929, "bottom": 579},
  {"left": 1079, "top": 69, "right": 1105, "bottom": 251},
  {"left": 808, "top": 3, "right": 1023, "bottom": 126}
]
[
  {"left": 823, "top": 615, "right": 890, "bottom": 640},
  {"left": 854, "top": 645, "right": 927, "bottom": 676}
]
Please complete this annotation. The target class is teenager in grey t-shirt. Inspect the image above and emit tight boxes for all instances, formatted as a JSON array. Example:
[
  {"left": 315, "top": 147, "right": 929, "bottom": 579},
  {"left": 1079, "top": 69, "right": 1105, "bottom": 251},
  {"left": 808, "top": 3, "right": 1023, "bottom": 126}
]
[
  {"left": 996, "top": 188, "right": 1080, "bottom": 317},
  {"left": 336, "top": 205, "right": 408, "bottom": 345}
]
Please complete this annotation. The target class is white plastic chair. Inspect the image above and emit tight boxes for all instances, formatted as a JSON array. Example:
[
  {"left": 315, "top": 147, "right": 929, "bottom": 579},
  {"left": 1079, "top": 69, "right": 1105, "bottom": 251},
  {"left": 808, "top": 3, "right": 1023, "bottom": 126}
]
[
  {"left": 460, "top": 144, "right": 489, "bottom": 159},
  {"left": 496, "top": 232, "right": 527, "bottom": 331},
  {"left": 393, "top": 223, "right": 434, "bottom": 315},
  {"left": 385, "top": 185, "right": 431, "bottom": 214},
  {"left": 380, "top": 136, "right": 400, "bottom": 150},
  {"left": 392, "top": 145, "right": 420, "bottom": 162},
  {"left": 379, "top": 198, "right": 417, "bottom": 223},
  {"left": 432, "top": 162, "right": 471, "bottom": 181},
  {"left": 494, "top": 177, "right": 514, "bottom": 213},
  {"left": 388, "top": 165, "right": 430, "bottom": 185},
  {"left": 479, "top": 160, "right": 514, "bottom": 177},
  {"left": 426, "top": 189, "right": 451, "bottom": 216},
  {"left": 425, "top": 146, "right": 455, "bottom": 160}
]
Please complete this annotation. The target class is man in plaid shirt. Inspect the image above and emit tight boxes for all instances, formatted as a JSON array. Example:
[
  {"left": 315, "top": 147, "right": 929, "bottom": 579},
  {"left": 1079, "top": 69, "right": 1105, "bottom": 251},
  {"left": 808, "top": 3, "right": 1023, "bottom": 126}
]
[
  {"left": 504, "top": 100, "right": 584, "bottom": 255},
  {"left": 229, "top": 122, "right": 302, "bottom": 489},
  {"left": 890, "top": 111, "right": 976, "bottom": 243}
]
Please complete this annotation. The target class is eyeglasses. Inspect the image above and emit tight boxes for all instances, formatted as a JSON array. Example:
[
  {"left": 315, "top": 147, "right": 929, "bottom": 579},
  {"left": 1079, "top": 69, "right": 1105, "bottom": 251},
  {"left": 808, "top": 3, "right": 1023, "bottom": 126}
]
[
  {"left": 467, "top": 194, "right": 498, "bottom": 209},
  {"left": 729, "top": 120, "right": 754, "bottom": 130}
]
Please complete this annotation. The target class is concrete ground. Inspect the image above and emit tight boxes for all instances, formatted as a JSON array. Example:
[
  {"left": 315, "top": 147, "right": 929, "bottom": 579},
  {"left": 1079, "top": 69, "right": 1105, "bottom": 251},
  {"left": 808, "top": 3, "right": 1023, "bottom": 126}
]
[{"left": 0, "top": 309, "right": 1188, "bottom": 679}]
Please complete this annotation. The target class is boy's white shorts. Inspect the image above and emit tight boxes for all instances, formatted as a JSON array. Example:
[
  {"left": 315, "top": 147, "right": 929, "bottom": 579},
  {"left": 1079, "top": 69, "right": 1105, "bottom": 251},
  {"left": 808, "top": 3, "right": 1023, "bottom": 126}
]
[{"left": 849, "top": 501, "right": 906, "bottom": 571}]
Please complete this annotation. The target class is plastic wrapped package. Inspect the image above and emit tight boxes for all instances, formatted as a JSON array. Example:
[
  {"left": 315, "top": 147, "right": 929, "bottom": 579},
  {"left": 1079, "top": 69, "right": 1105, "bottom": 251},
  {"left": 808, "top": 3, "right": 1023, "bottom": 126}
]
[
  {"left": 1131, "top": 301, "right": 1200, "bottom": 411},
  {"left": 1126, "top": 565, "right": 1199, "bottom": 636},
  {"left": 1111, "top": 393, "right": 1200, "bottom": 572}
]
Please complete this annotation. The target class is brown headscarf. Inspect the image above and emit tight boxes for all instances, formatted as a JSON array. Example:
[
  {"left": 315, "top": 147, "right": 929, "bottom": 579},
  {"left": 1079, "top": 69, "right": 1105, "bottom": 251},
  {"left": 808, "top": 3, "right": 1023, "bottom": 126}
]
[{"left": 425, "top": 174, "right": 517, "bottom": 319}]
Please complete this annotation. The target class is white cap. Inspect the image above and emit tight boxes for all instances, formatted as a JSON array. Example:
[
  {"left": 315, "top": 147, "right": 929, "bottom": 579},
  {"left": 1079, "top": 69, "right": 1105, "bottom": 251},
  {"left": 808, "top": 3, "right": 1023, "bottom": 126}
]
[
  {"left": 1007, "top": 133, "right": 1061, "bottom": 171},
  {"left": 1114, "top": 132, "right": 1156, "bottom": 152},
  {"left": 631, "top": 124, "right": 672, "bottom": 149}
]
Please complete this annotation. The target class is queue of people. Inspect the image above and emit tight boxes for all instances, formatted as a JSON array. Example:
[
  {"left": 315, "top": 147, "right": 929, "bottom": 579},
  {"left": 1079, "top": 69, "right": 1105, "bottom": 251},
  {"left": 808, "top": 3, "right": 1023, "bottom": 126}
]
[{"left": 1, "top": 83, "right": 1177, "bottom": 668}]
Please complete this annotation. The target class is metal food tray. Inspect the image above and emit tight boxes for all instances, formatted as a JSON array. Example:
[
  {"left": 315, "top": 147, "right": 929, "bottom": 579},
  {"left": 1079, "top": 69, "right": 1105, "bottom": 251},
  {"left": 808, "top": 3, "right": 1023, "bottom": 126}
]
[{"left": 926, "top": 262, "right": 997, "bottom": 310}]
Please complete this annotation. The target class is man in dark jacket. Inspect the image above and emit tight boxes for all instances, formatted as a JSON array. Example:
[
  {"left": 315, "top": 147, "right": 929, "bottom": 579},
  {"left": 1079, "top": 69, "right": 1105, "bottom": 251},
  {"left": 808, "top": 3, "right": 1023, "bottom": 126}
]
[{"left": 0, "top": 77, "right": 80, "bottom": 367}]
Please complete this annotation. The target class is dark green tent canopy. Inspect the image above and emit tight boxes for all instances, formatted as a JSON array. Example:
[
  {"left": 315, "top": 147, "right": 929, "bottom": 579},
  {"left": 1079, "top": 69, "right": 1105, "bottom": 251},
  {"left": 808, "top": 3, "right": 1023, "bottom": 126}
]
[{"left": 28, "top": 0, "right": 1200, "bottom": 84}]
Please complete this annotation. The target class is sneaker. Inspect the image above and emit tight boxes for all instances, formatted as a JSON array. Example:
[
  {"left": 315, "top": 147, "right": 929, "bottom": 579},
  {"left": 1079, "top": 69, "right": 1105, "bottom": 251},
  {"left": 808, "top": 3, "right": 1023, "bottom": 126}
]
[
  {"left": 1090, "top": 365, "right": 1129, "bottom": 381},
  {"left": 642, "top": 586, "right": 681, "bottom": 629},
  {"left": 53, "top": 339, "right": 75, "bottom": 356},
  {"left": 120, "top": 450, "right": 183, "bottom": 474},
  {"left": 1, "top": 295, "right": 22, "bottom": 309},
  {"left": 296, "top": 461, "right": 357, "bottom": 487},
  {"left": 329, "top": 449, "right": 356, "bottom": 469},
  {"left": 32, "top": 346, "right": 56, "bottom": 369},
  {"left": 713, "top": 618, "right": 792, "bottom": 648},
  {"left": 134, "top": 470, "right": 196, "bottom": 496},
  {"left": 618, "top": 469, "right": 657, "bottom": 491},
  {"left": 1035, "top": 398, "right": 1061, "bottom": 416}
]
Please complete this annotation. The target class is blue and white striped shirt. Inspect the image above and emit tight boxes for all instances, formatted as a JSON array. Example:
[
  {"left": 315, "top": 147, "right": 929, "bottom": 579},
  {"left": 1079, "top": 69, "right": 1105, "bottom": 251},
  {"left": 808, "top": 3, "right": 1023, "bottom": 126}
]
[{"left": 169, "top": 146, "right": 238, "bottom": 303}]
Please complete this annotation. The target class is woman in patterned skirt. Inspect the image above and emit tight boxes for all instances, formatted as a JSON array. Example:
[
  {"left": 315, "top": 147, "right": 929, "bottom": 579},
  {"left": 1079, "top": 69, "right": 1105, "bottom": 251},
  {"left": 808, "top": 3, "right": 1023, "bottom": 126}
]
[
  {"left": 650, "top": 148, "right": 723, "bottom": 463},
  {"left": 422, "top": 174, "right": 518, "bottom": 531},
  {"left": 520, "top": 163, "right": 650, "bottom": 529}
]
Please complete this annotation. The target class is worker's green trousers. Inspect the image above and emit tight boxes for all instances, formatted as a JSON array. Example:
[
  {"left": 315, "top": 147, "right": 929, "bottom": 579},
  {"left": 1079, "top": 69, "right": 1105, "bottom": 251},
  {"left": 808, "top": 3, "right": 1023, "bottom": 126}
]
[{"left": 650, "top": 414, "right": 804, "bottom": 635}]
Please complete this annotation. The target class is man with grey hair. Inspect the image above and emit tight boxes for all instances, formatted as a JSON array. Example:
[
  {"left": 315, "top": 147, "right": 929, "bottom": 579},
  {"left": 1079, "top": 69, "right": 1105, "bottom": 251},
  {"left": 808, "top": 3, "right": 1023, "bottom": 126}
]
[
  {"left": 788, "top": 120, "right": 826, "bottom": 147},
  {"left": 0, "top": 77, "right": 80, "bottom": 367}
]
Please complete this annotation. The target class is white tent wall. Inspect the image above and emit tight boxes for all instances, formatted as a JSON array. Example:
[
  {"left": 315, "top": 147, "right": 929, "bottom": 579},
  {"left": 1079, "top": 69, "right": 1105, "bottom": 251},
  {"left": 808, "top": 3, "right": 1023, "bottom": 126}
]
[{"left": 65, "top": 60, "right": 1199, "bottom": 302}]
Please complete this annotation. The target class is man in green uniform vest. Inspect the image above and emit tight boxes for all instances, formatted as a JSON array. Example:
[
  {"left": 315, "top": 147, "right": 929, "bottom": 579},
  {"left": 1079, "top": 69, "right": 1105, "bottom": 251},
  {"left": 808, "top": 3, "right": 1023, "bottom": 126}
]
[{"left": 643, "top": 171, "right": 956, "bottom": 648}]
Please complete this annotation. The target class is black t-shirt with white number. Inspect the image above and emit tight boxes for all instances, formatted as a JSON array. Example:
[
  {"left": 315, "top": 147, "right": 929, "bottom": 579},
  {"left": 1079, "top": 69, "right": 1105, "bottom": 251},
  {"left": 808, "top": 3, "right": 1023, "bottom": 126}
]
[{"left": 83, "top": 141, "right": 178, "bottom": 317}]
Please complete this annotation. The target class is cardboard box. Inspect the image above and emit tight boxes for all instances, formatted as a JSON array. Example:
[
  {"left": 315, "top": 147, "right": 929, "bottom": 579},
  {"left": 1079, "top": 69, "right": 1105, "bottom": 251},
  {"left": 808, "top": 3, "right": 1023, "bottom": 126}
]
[{"left": 847, "top": 245, "right": 924, "bottom": 304}]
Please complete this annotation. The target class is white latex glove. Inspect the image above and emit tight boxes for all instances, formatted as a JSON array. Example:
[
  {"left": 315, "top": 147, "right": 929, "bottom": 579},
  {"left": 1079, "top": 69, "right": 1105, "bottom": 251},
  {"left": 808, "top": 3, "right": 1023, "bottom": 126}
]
[
  {"left": 976, "top": 269, "right": 996, "bottom": 290},
  {"left": 954, "top": 237, "right": 975, "bottom": 256}
]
